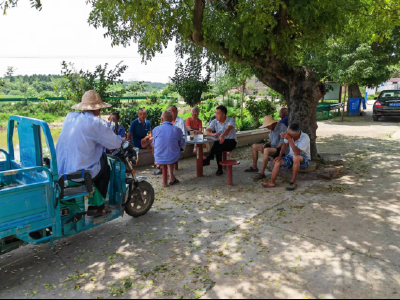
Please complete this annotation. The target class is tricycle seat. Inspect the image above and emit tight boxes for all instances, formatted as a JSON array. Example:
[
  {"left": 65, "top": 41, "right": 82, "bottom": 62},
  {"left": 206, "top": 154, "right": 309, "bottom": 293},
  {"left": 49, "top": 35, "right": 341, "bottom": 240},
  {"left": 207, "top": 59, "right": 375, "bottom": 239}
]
[{"left": 58, "top": 171, "right": 94, "bottom": 201}]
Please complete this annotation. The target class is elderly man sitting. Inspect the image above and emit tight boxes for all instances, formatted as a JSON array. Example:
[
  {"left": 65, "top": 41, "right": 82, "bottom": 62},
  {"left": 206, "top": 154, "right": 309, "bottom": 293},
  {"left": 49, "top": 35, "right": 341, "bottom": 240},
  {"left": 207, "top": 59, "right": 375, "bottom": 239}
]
[
  {"left": 262, "top": 123, "right": 311, "bottom": 191},
  {"left": 57, "top": 90, "right": 123, "bottom": 217},
  {"left": 186, "top": 106, "right": 203, "bottom": 134},
  {"left": 127, "top": 108, "right": 152, "bottom": 149},
  {"left": 169, "top": 105, "right": 187, "bottom": 136},
  {"left": 152, "top": 106, "right": 187, "bottom": 176},
  {"left": 153, "top": 111, "right": 186, "bottom": 186},
  {"left": 245, "top": 116, "right": 287, "bottom": 180},
  {"left": 279, "top": 108, "right": 289, "bottom": 127}
]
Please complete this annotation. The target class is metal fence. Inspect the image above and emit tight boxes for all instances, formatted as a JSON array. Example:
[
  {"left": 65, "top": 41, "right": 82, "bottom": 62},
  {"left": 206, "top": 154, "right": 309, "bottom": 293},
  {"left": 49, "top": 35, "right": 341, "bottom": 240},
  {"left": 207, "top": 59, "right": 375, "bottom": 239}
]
[{"left": 0, "top": 96, "right": 174, "bottom": 102}]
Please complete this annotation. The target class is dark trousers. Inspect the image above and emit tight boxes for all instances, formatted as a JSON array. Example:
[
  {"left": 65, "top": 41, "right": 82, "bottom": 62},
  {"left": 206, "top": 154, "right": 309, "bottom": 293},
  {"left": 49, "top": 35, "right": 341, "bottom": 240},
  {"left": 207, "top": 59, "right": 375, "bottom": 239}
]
[
  {"left": 92, "top": 153, "right": 110, "bottom": 201},
  {"left": 208, "top": 139, "right": 237, "bottom": 170}
]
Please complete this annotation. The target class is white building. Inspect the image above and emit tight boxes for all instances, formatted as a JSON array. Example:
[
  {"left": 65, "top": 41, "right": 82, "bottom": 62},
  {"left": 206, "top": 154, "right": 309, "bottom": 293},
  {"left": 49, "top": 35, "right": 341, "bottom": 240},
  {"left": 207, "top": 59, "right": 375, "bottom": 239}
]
[{"left": 366, "top": 78, "right": 400, "bottom": 95}]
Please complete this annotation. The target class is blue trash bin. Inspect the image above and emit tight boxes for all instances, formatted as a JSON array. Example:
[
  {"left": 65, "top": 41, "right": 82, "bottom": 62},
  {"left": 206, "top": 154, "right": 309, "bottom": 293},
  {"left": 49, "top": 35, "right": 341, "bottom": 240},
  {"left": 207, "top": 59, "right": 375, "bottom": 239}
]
[{"left": 349, "top": 98, "right": 362, "bottom": 116}]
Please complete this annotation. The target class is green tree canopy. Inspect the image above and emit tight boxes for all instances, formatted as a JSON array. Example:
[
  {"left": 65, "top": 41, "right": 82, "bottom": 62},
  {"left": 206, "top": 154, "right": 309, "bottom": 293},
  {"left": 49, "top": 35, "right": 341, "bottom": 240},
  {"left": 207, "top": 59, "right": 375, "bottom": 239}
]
[
  {"left": 170, "top": 56, "right": 211, "bottom": 106},
  {"left": 4, "top": 0, "right": 400, "bottom": 158}
]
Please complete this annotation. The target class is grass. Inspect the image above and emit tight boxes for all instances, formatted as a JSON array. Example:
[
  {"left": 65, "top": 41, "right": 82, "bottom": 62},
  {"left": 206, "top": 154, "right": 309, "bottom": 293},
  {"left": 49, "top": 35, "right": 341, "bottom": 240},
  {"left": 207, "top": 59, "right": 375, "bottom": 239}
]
[
  {"left": 319, "top": 100, "right": 340, "bottom": 103},
  {"left": 317, "top": 111, "right": 341, "bottom": 121},
  {"left": 0, "top": 101, "right": 73, "bottom": 129},
  {"left": 332, "top": 116, "right": 362, "bottom": 122}
]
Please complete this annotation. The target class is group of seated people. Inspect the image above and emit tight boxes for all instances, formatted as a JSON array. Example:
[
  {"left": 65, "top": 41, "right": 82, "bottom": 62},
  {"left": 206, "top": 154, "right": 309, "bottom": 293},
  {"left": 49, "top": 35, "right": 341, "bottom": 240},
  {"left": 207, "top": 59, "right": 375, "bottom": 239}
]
[
  {"left": 56, "top": 91, "right": 312, "bottom": 220},
  {"left": 57, "top": 91, "right": 311, "bottom": 218},
  {"left": 245, "top": 108, "right": 311, "bottom": 191},
  {"left": 106, "top": 104, "right": 311, "bottom": 190},
  {"left": 105, "top": 104, "right": 239, "bottom": 185}
]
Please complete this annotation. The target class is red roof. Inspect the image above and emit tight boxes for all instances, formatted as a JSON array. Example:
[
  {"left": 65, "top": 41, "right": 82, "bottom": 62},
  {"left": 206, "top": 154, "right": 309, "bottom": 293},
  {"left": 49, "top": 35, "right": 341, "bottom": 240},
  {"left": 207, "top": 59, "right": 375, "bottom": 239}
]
[{"left": 388, "top": 78, "right": 400, "bottom": 82}]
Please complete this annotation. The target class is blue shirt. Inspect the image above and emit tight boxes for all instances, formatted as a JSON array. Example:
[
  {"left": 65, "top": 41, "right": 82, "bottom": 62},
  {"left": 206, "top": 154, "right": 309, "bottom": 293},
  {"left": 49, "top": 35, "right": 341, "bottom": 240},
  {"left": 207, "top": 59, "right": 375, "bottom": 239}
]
[
  {"left": 152, "top": 122, "right": 186, "bottom": 165},
  {"left": 56, "top": 112, "right": 122, "bottom": 178},
  {"left": 129, "top": 118, "right": 152, "bottom": 149},
  {"left": 280, "top": 115, "right": 289, "bottom": 127},
  {"left": 107, "top": 122, "right": 126, "bottom": 138}
]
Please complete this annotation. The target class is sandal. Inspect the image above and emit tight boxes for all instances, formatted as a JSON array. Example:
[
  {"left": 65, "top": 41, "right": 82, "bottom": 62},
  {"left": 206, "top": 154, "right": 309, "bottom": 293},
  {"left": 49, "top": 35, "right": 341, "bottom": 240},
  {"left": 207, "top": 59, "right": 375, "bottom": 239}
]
[
  {"left": 286, "top": 182, "right": 298, "bottom": 191},
  {"left": 216, "top": 170, "right": 224, "bottom": 176},
  {"left": 169, "top": 179, "right": 180, "bottom": 186},
  {"left": 253, "top": 173, "right": 266, "bottom": 180},
  {"left": 245, "top": 167, "right": 259, "bottom": 173},
  {"left": 87, "top": 206, "right": 111, "bottom": 218}
]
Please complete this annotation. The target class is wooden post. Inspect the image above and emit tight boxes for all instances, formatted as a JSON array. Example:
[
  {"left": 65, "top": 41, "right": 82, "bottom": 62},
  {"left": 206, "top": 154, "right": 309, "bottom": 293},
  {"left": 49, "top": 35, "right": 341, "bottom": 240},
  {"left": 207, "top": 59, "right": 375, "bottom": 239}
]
[
  {"left": 341, "top": 85, "right": 348, "bottom": 122},
  {"left": 162, "top": 165, "right": 168, "bottom": 187},
  {"left": 227, "top": 166, "right": 233, "bottom": 186},
  {"left": 196, "top": 145, "right": 204, "bottom": 178}
]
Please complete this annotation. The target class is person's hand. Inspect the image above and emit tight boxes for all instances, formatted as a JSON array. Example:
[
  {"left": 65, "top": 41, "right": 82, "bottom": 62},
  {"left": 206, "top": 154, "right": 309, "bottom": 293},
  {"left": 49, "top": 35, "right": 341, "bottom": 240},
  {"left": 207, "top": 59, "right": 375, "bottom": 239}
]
[
  {"left": 264, "top": 143, "right": 271, "bottom": 149},
  {"left": 273, "top": 156, "right": 282, "bottom": 164},
  {"left": 219, "top": 135, "right": 225, "bottom": 144},
  {"left": 280, "top": 132, "right": 291, "bottom": 140},
  {"left": 214, "top": 132, "right": 221, "bottom": 137},
  {"left": 194, "top": 130, "right": 201, "bottom": 135}
]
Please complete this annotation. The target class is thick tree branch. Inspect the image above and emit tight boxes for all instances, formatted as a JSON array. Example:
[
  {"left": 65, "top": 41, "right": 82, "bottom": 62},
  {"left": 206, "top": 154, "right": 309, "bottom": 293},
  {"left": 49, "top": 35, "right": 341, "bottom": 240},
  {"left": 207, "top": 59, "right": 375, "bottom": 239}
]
[
  {"left": 278, "top": 0, "right": 288, "bottom": 32},
  {"left": 191, "top": 0, "right": 206, "bottom": 43}
]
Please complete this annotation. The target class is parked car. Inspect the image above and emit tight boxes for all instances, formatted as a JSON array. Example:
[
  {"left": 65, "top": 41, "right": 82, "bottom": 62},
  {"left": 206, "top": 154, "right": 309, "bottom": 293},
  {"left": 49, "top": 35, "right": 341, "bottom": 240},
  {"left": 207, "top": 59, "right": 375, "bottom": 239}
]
[{"left": 373, "top": 90, "right": 400, "bottom": 121}]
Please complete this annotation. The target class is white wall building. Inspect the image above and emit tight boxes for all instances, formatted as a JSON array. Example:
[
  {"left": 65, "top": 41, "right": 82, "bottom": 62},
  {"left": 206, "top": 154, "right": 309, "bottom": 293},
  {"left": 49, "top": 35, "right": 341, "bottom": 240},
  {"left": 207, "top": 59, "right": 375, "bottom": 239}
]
[{"left": 366, "top": 78, "right": 400, "bottom": 95}]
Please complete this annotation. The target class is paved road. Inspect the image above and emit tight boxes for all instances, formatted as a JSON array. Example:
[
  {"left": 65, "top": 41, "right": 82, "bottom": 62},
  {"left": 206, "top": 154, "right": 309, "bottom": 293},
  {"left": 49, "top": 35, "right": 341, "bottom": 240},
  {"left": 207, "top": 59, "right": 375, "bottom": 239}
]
[{"left": 1, "top": 115, "right": 400, "bottom": 299}]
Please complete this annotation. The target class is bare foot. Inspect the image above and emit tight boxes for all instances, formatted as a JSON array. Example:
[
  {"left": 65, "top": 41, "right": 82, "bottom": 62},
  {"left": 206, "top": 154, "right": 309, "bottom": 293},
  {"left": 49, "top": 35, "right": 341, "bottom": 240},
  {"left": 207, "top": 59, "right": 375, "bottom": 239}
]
[{"left": 262, "top": 182, "right": 276, "bottom": 188}]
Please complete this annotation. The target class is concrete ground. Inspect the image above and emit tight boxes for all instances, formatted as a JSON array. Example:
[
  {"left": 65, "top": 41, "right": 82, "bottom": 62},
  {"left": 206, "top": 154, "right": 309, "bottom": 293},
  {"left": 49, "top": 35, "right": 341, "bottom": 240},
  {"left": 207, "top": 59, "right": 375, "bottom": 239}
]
[{"left": 1, "top": 110, "right": 400, "bottom": 299}]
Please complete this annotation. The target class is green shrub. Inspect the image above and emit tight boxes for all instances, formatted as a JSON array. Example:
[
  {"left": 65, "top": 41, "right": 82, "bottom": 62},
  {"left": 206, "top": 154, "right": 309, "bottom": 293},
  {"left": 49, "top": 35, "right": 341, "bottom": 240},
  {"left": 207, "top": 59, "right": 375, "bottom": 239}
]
[
  {"left": 236, "top": 117, "right": 254, "bottom": 131},
  {"left": 117, "top": 107, "right": 163, "bottom": 131},
  {"left": 246, "top": 99, "right": 276, "bottom": 127}
]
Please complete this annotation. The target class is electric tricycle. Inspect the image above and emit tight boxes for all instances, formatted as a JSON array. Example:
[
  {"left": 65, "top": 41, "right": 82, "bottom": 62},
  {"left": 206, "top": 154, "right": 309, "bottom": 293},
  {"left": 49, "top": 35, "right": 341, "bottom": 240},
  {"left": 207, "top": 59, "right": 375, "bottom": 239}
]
[{"left": 0, "top": 116, "right": 155, "bottom": 254}]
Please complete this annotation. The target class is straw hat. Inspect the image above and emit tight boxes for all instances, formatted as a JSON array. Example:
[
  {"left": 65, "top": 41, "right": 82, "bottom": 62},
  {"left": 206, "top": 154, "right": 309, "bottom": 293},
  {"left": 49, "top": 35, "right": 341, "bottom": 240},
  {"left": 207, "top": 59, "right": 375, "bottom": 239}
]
[
  {"left": 71, "top": 90, "right": 112, "bottom": 111},
  {"left": 259, "top": 116, "right": 278, "bottom": 129}
]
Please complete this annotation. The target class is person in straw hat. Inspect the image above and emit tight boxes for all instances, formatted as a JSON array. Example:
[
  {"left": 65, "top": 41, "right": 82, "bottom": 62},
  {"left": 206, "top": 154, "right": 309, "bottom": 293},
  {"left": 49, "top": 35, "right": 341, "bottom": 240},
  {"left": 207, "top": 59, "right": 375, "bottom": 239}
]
[
  {"left": 56, "top": 90, "right": 123, "bottom": 217},
  {"left": 244, "top": 115, "right": 288, "bottom": 180}
]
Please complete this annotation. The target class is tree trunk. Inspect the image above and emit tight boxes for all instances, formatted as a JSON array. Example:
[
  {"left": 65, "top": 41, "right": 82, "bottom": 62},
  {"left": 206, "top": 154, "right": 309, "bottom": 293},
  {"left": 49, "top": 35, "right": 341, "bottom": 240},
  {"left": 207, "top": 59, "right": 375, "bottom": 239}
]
[
  {"left": 259, "top": 67, "right": 325, "bottom": 160},
  {"left": 348, "top": 84, "right": 362, "bottom": 98}
]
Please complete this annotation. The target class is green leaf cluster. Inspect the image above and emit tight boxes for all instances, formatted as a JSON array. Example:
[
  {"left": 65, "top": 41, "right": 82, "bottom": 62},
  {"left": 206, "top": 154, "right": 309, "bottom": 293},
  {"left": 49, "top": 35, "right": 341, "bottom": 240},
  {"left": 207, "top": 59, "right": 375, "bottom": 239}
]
[
  {"left": 171, "top": 56, "right": 211, "bottom": 107},
  {"left": 246, "top": 98, "right": 277, "bottom": 127},
  {"left": 60, "top": 61, "right": 128, "bottom": 108}
]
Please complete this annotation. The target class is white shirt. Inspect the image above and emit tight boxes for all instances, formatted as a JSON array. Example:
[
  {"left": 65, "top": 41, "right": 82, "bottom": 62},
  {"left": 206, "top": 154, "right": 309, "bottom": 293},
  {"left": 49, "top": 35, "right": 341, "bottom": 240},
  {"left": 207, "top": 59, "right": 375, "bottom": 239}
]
[
  {"left": 284, "top": 131, "right": 311, "bottom": 160},
  {"left": 209, "top": 117, "right": 238, "bottom": 142},
  {"left": 173, "top": 116, "right": 188, "bottom": 136},
  {"left": 56, "top": 112, "right": 122, "bottom": 178}
]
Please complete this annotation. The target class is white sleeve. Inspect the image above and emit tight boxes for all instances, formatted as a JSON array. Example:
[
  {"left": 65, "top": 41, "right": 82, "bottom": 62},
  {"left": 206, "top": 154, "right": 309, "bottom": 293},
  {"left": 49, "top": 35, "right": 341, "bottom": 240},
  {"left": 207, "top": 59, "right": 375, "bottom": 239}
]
[
  {"left": 297, "top": 135, "right": 310, "bottom": 152},
  {"left": 99, "top": 124, "right": 123, "bottom": 149}
]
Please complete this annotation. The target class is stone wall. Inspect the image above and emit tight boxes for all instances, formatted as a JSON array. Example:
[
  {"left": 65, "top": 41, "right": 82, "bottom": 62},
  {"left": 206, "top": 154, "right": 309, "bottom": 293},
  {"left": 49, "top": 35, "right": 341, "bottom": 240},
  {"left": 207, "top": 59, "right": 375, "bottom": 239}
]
[{"left": 136, "top": 129, "right": 269, "bottom": 167}]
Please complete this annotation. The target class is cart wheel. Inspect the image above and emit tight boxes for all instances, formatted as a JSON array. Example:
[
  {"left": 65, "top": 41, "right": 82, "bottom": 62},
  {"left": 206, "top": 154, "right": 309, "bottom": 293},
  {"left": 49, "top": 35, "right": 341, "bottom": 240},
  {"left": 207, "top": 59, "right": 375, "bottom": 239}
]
[{"left": 125, "top": 181, "right": 155, "bottom": 218}]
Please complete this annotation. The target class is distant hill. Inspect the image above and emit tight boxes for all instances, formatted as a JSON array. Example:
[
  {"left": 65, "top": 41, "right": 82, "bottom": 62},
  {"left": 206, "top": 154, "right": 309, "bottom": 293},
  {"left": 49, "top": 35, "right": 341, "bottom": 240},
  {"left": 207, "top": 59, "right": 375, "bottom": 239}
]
[{"left": 141, "top": 81, "right": 167, "bottom": 90}]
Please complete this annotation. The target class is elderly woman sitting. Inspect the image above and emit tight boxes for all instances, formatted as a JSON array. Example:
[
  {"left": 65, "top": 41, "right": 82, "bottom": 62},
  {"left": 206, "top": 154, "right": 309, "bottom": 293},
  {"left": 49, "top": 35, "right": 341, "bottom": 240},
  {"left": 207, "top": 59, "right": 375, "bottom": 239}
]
[{"left": 186, "top": 106, "right": 203, "bottom": 134}]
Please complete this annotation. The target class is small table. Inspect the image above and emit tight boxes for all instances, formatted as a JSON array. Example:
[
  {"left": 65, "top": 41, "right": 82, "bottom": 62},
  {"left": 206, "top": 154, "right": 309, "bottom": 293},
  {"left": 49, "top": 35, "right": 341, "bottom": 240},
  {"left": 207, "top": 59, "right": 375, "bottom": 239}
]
[{"left": 186, "top": 136, "right": 218, "bottom": 178}]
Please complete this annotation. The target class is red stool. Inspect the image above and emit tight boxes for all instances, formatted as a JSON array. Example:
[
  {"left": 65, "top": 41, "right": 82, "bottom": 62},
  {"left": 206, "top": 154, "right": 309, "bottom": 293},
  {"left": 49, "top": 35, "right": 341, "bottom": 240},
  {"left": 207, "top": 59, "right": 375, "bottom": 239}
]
[
  {"left": 222, "top": 152, "right": 230, "bottom": 170},
  {"left": 219, "top": 160, "right": 240, "bottom": 186}
]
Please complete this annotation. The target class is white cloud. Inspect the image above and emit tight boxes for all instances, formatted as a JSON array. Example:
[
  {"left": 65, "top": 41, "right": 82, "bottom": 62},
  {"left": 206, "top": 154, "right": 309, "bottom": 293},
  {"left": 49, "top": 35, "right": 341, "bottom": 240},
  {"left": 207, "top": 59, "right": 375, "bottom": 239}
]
[{"left": 0, "top": 0, "right": 176, "bottom": 83}]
